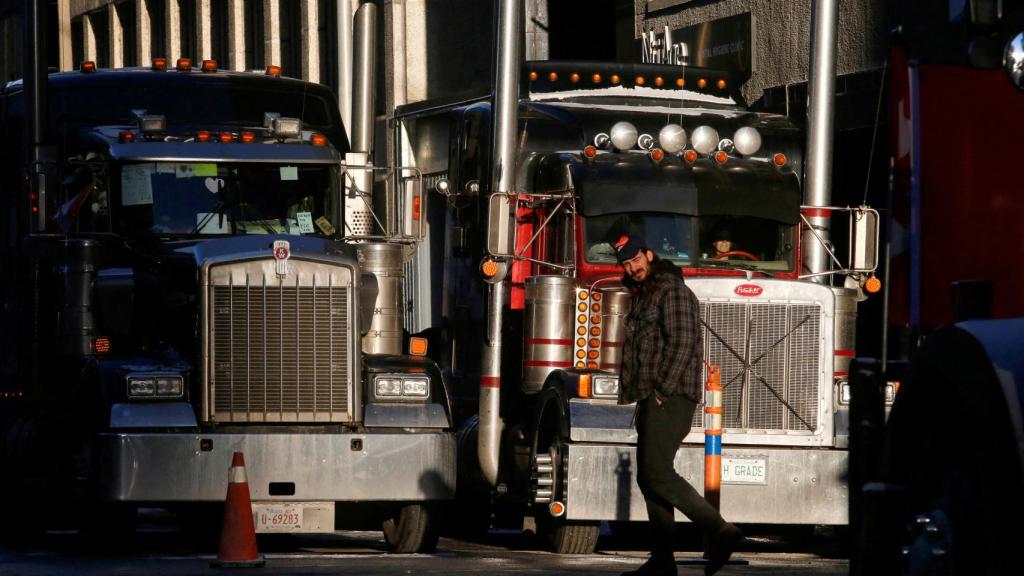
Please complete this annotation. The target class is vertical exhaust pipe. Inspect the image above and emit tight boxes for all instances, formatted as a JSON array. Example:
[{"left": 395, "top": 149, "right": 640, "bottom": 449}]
[
  {"left": 802, "top": 0, "right": 839, "bottom": 282},
  {"left": 337, "top": 0, "right": 353, "bottom": 140},
  {"left": 478, "top": 0, "right": 522, "bottom": 487},
  {"left": 352, "top": 1, "right": 377, "bottom": 154}
]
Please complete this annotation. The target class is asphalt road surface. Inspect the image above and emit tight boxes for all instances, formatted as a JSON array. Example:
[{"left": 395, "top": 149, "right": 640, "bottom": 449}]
[{"left": 0, "top": 511, "right": 848, "bottom": 575}]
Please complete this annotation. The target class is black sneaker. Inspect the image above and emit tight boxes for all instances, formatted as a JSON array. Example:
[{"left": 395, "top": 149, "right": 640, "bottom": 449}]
[
  {"left": 704, "top": 523, "right": 743, "bottom": 576},
  {"left": 621, "top": 555, "right": 677, "bottom": 576}
]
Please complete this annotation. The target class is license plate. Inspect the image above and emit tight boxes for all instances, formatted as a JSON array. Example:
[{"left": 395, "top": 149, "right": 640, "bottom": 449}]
[
  {"left": 253, "top": 504, "right": 303, "bottom": 533},
  {"left": 721, "top": 457, "right": 768, "bottom": 485}
]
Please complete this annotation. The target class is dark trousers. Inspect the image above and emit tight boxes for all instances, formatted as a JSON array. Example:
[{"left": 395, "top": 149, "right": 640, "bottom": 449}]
[{"left": 636, "top": 393, "right": 725, "bottom": 558}]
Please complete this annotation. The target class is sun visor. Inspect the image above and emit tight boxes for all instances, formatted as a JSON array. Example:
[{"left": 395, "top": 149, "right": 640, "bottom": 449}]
[
  {"left": 692, "top": 164, "right": 802, "bottom": 224},
  {"left": 572, "top": 158, "right": 800, "bottom": 225},
  {"left": 573, "top": 161, "right": 698, "bottom": 217}
]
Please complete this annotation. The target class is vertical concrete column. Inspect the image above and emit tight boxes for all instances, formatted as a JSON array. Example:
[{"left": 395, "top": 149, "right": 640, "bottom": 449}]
[
  {"left": 227, "top": 0, "right": 246, "bottom": 70},
  {"left": 300, "top": 0, "right": 319, "bottom": 82},
  {"left": 137, "top": 0, "right": 153, "bottom": 65},
  {"left": 196, "top": 0, "right": 212, "bottom": 60},
  {"left": 524, "top": 0, "right": 548, "bottom": 61},
  {"left": 166, "top": 0, "right": 182, "bottom": 60},
  {"left": 83, "top": 12, "right": 98, "bottom": 63},
  {"left": 57, "top": 0, "right": 73, "bottom": 71},
  {"left": 389, "top": 0, "right": 406, "bottom": 106},
  {"left": 108, "top": 4, "right": 124, "bottom": 68},
  {"left": 264, "top": 0, "right": 281, "bottom": 67}
]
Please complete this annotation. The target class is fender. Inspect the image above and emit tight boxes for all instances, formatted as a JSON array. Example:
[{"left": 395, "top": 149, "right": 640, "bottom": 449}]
[{"left": 363, "top": 354, "right": 453, "bottom": 429}]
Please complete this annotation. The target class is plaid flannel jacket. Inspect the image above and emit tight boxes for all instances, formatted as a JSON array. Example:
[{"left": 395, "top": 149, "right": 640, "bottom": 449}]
[{"left": 619, "top": 259, "right": 703, "bottom": 404}]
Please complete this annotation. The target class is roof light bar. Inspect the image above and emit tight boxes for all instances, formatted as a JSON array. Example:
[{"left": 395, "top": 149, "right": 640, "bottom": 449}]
[
  {"left": 80, "top": 61, "right": 96, "bottom": 73},
  {"left": 176, "top": 58, "right": 192, "bottom": 72},
  {"left": 151, "top": 58, "right": 168, "bottom": 71}
]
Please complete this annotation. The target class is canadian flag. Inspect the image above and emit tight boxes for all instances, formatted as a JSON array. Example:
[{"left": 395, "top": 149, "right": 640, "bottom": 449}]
[{"left": 52, "top": 178, "right": 94, "bottom": 232}]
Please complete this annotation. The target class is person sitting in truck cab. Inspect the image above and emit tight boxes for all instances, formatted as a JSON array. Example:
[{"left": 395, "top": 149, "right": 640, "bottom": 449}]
[{"left": 708, "top": 228, "right": 735, "bottom": 259}]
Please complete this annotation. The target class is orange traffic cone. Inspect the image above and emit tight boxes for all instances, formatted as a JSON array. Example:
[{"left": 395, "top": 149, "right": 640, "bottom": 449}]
[{"left": 211, "top": 452, "right": 265, "bottom": 568}]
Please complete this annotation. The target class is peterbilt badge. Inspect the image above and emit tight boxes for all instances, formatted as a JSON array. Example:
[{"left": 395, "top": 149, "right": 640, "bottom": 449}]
[
  {"left": 734, "top": 284, "right": 763, "bottom": 297},
  {"left": 273, "top": 240, "right": 290, "bottom": 277}
]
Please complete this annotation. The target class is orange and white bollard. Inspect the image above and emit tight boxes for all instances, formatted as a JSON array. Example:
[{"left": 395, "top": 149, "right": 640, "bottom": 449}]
[
  {"left": 211, "top": 451, "right": 265, "bottom": 568},
  {"left": 704, "top": 365, "right": 723, "bottom": 510}
]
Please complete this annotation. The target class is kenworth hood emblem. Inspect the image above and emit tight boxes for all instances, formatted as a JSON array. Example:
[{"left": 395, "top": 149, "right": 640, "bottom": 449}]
[{"left": 273, "top": 240, "right": 291, "bottom": 277}]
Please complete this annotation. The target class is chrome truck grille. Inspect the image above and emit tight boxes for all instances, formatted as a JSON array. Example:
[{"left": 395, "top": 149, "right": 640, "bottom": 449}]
[
  {"left": 204, "top": 260, "right": 356, "bottom": 423},
  {"left": 698, "top": 302, "right": 822, "bottom": 433}
]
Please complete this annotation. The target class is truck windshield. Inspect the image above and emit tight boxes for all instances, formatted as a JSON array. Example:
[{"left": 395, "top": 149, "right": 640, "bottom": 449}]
[
  {"left": 115, "top": 162, "right": 341, "bottom": 237},
  {"left": 697, "top": 215, "right": 795, "bottom": 272},
  {"left": 584, "top": 213, "right": 694, "bottom": 265},
  {"left": 583, "top": 213, "right": 796, "bottom": 272}
]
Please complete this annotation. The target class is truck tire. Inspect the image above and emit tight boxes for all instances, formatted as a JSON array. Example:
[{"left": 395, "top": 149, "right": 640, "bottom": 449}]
[
  {"left": 382, "top": 503, "right": 439, "bottom": 553},
  {"left": 537, "top": 515, "right": 600, "bottom": 554}
]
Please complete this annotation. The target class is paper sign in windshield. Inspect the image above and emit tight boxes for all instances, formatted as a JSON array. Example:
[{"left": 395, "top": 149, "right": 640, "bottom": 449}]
[
  {"left": 297, "top": 212, "right": 315, "bottom": 233},
  {"left": 315, "top": 216, "right": 336, "bottom": 236},
  {"left": 121, "top": 164, "right": 154, "bottom": 206},
  {"left": 280, "top": 166, "right": 298, "bottom": 181}
]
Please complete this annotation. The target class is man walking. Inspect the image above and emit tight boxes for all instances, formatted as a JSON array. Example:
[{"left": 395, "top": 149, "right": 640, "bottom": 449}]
[{"left": 614, "top": 235, "right": 742, "bottom": 576}]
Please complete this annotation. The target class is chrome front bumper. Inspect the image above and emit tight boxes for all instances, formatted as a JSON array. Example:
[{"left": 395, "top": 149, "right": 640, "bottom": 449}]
[
  {"left": 564, "top": 443, "right": 848, "bottom": 524},
  {"left": 99, "top": 431, "right": 455, "bottom": 502}
]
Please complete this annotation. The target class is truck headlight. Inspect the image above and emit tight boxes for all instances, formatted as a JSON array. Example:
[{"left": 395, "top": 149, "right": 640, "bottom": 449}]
[
  {"left": 592, "top": 375, "right": 620, "bottom": 399},
  {"left": 373, "top": 374, "right": 431, "bottom": 401},
  {"left": 127, "top": 373, "right": 184, "bottom": 399}
]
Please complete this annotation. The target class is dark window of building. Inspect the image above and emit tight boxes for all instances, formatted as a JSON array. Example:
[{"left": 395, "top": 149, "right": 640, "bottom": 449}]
[
  {"left": 150, "top": 0, "right": 167, "bottom": 60},
  {"left": 547, "top": 0, "right": 623, "bottom": 61},
  {"left": 319, "top": 0, "right": 338, "bottom": 91},
  {"left": 211, "top": 0, "right": 229, "bottom": 65},
  {"left": 117, "top": 3, "right": 137, "bottom": 67},
  {"left": 180, "top": 0, "right": 197, "bottom": 61},
  {"left": 280, "top": 0, "right": 303, "bottom": 79},
  {"left": 71, "top": 18, "right": 84, "bottom": 71},
  {"left": 245, "top": 0, "right": 265, "bottom": 69},
  {"left": 90, "top": 12, "right": 110, "bottom": 69}
]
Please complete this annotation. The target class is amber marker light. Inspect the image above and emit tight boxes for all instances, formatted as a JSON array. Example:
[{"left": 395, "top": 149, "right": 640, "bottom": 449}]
[
  {"left": 655, "top": 76, "right": 664, "bottom": 87},
  {"left": 548, "top": 71, "right": 558, "bottom": 82},
  {"left": 636, "top": 76, "right": 646, "bottom": 86},
  {"left": 578, "top": 374, "right": 592, "bottom": 398},
  {"left": 587, "top": 350, "right": 599, "bottom": 360},
  {"left": 576, "top": 350, "right": 586, "bottom": 359},
  {"left": 151, "top": 58, "right": 168, "bottom": 71},
  {"left": 592, "top": 292, "right": 602, "bottom": 302},
  {"left": 218, "top": 132, "right": 234, "bottom": 143},
  {"left": 591, "top": 303, "right": 601, "bottom": 313},
  {"left": 577, "top": 314, "right": 587, "bottom": 324},
  {"left": 773, "top": 153, "right": 788, "bottom": 167},
  {"left": 590, "top": 315, "right": 601, "bottom": 325},
  {"left": 592, "top": 73, "right": 602, "bottom": 84},
  {"left": 118, "top": 131, "right": 135, "bottom": 143},
  {"left": 201, "top": 59, "right": 218, "bottom": 72},
  {"left": 590, "top": 326, "right": 601, "bottom": 337},
  {"left": 265, "top": 65, "right": 282, "bottom": 77},
  {"left": 571, "top": 73, "right": 580, "bottom": 83},
  {"left": 529, "top": 71, "right": 538, "bottom": 81},
  {"left": 482, "top": 259, "right": 499, "bottom": 278},
  {"left": 697, "top": 78, "right": 707, "bottom": 89},
  {"left": 549, "top": 501, "right": 566, "bottom": 516},
  {"left": 676, "top": 77, "right": 685, "bottom": 88},
  {"left": 578, "top": 302, "right": 588, "bottom": 312},
  {"left": 684, "top": 149, "right": 699, "bottom": 163},
  {"left": 93, "top": 337, "right": 112, "bottom": 354},
  {"left": 409, "top": 337, "right": 429, "bottom": 356},
  {"left": 80, "top": 61, "right": 97, "bottom": 73},
  {"left": 577, "top": 338, "right": 587, "bottom": 348},
  {"left": 717, "top": 79, "right": 727, "bottom": 90},
  {"left": 196, "top": 131, "right": 212, "bottom": 142},
  {"left": 587, "top": 361, "right": 599, "bottom": 369},
  {"left": 577, "top": 326, "right": 587, "bottom": 336},
  {"left": 611, "top": 74, "right": 621, "bottom": 85},
  {"left": 578, "top": 291, "right": 588, "bottom": 300},
  {"left": 583, "top": 145, "right": 598, "bottom": 159},
  {"left": 176, "top": 58, "right": 192, "bottom": 71},
  {"left": 576, "top": 361, "right": 586, "bottom": 369},
  {"left": 715, "top": 150, "right": 729, "bottom": 164},
  {"left": 589, "top": 338, "right": 601, "bottom": 348},
  {"left": 311, "top": 133, "right": 328, "bottom": 146},
  {"left": 864, "top": 275, "right": 882, "bottom": 294},
  {"left": 650, "top": 148, "right": 665, "bottom": 162},
  {"left": 240, "top": 131, "right": 256, "bottom": 143}
]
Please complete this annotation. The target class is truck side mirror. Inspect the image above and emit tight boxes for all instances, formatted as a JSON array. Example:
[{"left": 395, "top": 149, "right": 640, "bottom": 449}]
[
  {"left": 399, "top": 169, "right": 424, "bottom": 239},
  {"left": 486, "top": 193, "right": 515, "bottom": 256},
  {"left": 1005, "top": 32, "right": 1024, "bottom": 91},
  {"left": 850, "top": 208, "right": 879, "bottom": 272}
]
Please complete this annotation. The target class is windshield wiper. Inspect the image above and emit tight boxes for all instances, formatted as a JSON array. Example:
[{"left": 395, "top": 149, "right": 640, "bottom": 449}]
[
  {"left": 191, "top": 200, "right": 230, "bottom": 235},
  {"left": 700, "top": 259, "right": 761, "bottom": 273}
]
